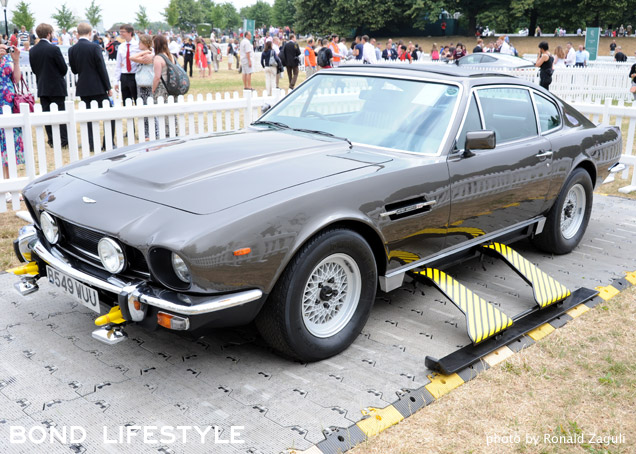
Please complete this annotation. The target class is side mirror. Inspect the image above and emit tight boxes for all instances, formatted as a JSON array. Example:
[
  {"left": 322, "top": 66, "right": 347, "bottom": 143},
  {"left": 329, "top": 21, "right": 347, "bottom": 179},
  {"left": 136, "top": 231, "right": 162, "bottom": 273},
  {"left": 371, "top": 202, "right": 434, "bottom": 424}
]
[
  {"left": 261, "top": 103, "right": 271, "bottom": 114},
  {"left": 464, "top": 130, "right": 496, "bottom": 157}
]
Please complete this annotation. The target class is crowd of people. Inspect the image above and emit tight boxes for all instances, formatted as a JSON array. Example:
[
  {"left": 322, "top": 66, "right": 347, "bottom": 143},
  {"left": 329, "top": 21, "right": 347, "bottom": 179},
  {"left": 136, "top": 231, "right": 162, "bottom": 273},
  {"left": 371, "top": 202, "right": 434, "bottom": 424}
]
[
  {"left": 3, "top": 19, "right": 636, "bottom": 186},
  {"left": 0, "top": 22, "right": 187, "bottom": 190}
]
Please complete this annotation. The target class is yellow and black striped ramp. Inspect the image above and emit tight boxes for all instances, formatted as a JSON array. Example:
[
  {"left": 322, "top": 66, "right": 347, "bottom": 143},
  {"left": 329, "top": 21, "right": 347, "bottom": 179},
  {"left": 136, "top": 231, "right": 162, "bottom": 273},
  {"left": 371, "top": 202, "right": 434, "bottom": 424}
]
[
  {"left": 411, "top": 268, "right": 513, "bottom": 344},
  {"left": 481, "top": 243, "right": 571, "bottom": 309}
]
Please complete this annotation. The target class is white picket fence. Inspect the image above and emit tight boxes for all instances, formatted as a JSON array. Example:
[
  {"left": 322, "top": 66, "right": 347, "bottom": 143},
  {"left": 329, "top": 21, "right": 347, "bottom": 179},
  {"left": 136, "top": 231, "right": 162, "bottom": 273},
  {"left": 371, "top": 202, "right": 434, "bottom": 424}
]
[
  {"left": 0, "top": 89, "right": 285, "bottom": 212},
  {"left": 573, "top": 98, "right": 636, "bottom": 192},
  {"left": 0, "top": 89, "right": 634, "bottom": 213}
]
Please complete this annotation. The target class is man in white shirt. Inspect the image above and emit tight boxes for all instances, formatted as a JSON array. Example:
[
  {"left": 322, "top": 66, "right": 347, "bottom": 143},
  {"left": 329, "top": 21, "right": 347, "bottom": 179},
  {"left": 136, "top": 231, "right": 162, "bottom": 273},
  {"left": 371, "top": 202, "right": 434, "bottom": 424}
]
[
  {"left": 168, "top": 38, "right": 180, "bottom": 63},
  {"left": 338, "top": 38, "right": 349, "bottom": 59},
  {"left": 565, "top": 42, "right": 576, "bottom": 66},
  {"left": 240, "top": 32, "right": 254, "bottom": 90},
  {"left": 361, "top": 35, "right": 377, "bottom": 64},
  {"left": 60, "top": 28, "right": 71, "bottom": 46},
  {"left": 114, "top": 24, "right": 140, "bottom": 105}
]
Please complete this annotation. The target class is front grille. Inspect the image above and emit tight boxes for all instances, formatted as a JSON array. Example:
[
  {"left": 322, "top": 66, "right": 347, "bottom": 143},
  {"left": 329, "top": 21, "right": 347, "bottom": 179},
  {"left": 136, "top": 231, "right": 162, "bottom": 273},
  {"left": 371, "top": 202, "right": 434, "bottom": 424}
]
[
  {"left": 57, "top": 219, "right": 150, "bottom": 276},
  {"left": 62, "top": 221, "right": 103, "bottom": 256}
]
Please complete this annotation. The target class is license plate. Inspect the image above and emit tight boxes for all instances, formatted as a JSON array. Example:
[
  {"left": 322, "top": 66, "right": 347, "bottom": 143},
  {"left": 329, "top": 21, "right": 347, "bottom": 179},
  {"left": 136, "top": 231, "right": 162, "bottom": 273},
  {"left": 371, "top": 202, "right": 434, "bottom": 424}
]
[{"left": 46, "top": 266, "right": 100, "bottom": 313}]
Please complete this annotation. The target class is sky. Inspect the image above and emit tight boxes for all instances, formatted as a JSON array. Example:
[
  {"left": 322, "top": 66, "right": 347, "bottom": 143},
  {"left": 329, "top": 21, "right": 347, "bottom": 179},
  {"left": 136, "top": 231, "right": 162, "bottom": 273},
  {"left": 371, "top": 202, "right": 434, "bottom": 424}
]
[{"left": 4, "top": 0, "right": 266, "bottom": 31}]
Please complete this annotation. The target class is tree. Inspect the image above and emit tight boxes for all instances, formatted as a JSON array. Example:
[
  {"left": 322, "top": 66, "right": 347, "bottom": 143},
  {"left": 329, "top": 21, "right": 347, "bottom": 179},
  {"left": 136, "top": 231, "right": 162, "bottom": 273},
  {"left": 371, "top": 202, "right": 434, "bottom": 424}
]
[
  {"left": 240, "top": 0, "right": 272, "bottom": 28},
  {"left": 85, "top": 0, "right": 102, "bottom": 28},
  {"left": 295, "top": 0, "right": 405, "bottom": 36},
  {"left": 272, "top": 0, "right": 295, "bottom": 27},
  {"left": 218, "top": 2, "right": 240, "bottom": 30},
  {"left": 136, "top": 6, "right": 151, "bottom": 31},
  {"left": 204, "top": 1, "right": 240, "bottom": 30},
  {"left": 11, "top": 1, "right": 35, "bottom": 31},
  {"left": 163, "top": 0, "right": 202, "bottom": 30},
  {"left": 52, "top": 4, "right": 78, "bottom": 30}
]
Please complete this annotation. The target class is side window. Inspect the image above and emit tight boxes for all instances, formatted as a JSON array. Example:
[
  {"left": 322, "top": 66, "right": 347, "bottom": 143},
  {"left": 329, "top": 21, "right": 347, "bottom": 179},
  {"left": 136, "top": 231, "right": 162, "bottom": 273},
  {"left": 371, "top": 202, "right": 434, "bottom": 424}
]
[
  {"left": 534, "top": 93, "right": 561, "bottom": 133},
  {"left": 477, "top": 87, "right": 538, "bottom": 143},
  {"left": 460, "top": 54, "right": 481, "bottom": 65},
  {"left": 481, "top": 55, "right": 496, "bottom": 63},
  {"left": 456, "top": 94, "right": 483, "bottom": 150}
]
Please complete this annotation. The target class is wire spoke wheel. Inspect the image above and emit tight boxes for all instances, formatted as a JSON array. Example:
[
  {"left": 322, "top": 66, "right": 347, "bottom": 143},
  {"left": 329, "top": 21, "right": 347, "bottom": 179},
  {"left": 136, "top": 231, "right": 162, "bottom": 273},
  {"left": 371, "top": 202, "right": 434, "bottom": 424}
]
[
  {"left": 301, "top": 253, "right": 361, "bottom": 338},
  {"left": 560, "top": 183, "right": 586, "bottom": 240}
]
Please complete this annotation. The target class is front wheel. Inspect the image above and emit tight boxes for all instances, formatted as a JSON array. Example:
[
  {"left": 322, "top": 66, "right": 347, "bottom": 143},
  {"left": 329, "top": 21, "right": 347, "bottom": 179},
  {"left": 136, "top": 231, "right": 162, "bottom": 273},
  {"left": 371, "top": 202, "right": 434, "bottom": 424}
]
[
  {"left": 533, "top": 168, "right": 593, "bottom": 254},
  {"left": 256, "top": 229, "right": 377, "bottom": 361}
]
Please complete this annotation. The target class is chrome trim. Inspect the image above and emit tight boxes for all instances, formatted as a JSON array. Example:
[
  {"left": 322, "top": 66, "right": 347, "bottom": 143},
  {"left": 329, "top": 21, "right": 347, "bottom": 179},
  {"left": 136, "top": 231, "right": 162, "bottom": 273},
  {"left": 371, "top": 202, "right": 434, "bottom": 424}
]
[
  {"left": 380, "top": 200, "right": 437, "bottom": 218},
  {"left": 609, "top": 163, "right": 626, "bottom": 173},
  {"left": 70, "top": 244, "right": 101, "bottom": 261},
  {"left": 92, "top": 326, "right": 128, "bottom": 345},
  {"left": 137, "top": 289, "right": 264, "bottom": 316},
  {"left": 31, "top": 240, "right": 263, "bottom": 316},
  {"left": 41, "top": 212, "right": 60, "bottom": 244},
  {"left": 531, "top": 90, "right": 564, "bottom": 136},
  {"left": 98, "top": 237, "right": 125, "bottom": 274},
  {"left": 453, "top": 92, "right": 483, "bottom": 152},
  {"left": 536, "top": 151, "right": 554, "bottom": 158}
]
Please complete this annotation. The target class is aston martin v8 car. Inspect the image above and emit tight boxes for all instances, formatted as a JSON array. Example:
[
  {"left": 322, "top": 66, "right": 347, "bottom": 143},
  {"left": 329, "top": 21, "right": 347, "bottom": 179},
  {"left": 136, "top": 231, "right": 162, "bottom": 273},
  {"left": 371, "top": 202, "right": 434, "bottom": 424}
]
[{"left": 12, "top": 65, "right": 621, "bottom": 361}]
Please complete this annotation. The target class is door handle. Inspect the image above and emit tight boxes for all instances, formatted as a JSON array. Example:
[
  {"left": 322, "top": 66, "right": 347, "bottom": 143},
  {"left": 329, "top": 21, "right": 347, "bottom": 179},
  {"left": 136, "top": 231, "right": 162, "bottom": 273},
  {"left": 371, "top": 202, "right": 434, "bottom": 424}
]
[{"left": 536, "top": 150, "right": 553, "bottom": 158}]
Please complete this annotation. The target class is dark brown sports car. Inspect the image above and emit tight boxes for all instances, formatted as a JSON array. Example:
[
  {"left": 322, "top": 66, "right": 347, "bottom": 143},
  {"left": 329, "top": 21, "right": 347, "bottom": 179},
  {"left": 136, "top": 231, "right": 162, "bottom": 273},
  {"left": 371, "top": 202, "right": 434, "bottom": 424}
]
[{"left": 12, "top": 65, "right": 621, "bottom": 361}]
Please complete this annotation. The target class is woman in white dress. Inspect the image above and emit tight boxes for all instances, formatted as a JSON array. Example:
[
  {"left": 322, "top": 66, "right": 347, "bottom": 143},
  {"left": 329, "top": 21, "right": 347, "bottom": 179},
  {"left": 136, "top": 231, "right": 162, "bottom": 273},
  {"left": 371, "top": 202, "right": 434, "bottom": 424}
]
[{"left": 553, "top": 46, "right": 566, "bottom": 69}]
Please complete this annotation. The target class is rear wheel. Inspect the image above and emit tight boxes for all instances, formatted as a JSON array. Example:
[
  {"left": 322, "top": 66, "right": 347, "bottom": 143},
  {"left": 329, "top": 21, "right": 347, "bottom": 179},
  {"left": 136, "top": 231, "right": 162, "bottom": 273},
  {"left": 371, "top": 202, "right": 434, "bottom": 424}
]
[
  {"left": 533, "top": 168, "right": 593, "bottom": 254},
  {"left": 256, "top": 229, "right": 377, "bottom": 361}
]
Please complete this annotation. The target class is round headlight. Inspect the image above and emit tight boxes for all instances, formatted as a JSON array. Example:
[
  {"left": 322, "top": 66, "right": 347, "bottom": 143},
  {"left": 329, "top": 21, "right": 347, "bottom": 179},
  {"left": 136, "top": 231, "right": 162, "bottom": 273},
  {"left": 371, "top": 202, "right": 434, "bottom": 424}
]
[
  {"left": 98, "top": 238, "right": 125, "bottom": 274},
  {"left": 171, "top": 253, "right": 191, "bottom": 283},
  {"left": 40, "top": 212, "right": 59, "bottom": 244}
]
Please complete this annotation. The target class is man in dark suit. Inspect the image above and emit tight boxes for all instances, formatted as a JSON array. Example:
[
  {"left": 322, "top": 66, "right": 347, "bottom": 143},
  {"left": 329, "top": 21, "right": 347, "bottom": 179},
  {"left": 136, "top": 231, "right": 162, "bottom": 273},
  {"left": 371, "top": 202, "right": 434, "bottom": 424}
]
[
  {"left": 68, "top": 22, "right": 113, "bottom": 151},
  {"left": 29, "top": 23, "right": 68, "bottom": 147}
]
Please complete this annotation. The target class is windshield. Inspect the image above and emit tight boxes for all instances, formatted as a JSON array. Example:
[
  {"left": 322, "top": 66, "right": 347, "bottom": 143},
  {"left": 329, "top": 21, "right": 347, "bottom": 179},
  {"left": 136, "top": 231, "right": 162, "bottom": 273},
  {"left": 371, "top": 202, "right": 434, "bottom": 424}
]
[{"left": 257, "top": 74, "right": 460, "bottom": 155}]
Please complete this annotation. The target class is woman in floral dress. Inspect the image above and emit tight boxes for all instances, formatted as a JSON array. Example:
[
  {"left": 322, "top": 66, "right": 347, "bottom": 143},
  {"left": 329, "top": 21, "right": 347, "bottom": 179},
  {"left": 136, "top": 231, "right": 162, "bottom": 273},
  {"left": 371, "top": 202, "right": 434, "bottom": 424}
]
[{"left": 0, "top": 42, "right": 24, "bottom": 179}]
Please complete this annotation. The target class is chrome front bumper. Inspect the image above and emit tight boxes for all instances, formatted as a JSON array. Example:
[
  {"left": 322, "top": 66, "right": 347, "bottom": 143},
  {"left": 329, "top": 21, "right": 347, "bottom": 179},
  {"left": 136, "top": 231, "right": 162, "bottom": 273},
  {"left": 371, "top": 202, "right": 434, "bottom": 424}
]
[{"left": 19, "top": 229, "right": 263, "bottom": 316}]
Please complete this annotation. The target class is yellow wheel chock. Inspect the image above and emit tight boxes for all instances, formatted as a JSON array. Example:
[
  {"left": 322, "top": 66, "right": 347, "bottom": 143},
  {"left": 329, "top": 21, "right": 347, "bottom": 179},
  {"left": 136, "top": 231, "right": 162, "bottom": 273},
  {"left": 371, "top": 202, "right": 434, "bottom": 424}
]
[
  {"left": 7, "top": 261, "right": 39, "bottom": 276},
  {"left": 95, "top": 306, "right": 126, "bottom": 326}
]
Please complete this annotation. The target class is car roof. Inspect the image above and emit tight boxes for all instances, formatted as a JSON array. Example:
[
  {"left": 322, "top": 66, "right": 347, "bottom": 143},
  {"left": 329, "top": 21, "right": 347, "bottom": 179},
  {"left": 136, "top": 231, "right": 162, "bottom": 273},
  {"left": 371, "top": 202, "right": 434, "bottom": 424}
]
[
  {"left": 332, "top": 63, "right": 521, "bottom": 81},
  {"left": 473, "top": 53, "right": 534, "bottom": 65}
]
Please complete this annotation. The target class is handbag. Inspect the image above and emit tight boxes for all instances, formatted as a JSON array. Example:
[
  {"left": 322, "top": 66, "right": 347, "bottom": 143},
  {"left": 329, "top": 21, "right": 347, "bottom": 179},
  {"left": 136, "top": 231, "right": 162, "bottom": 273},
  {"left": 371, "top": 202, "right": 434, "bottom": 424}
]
[
  {"left": 135, "top": 63, "right": 154, "bottom": 88},
  {"left": 12, "top": 77, "right": 35, "bottom": 113}
]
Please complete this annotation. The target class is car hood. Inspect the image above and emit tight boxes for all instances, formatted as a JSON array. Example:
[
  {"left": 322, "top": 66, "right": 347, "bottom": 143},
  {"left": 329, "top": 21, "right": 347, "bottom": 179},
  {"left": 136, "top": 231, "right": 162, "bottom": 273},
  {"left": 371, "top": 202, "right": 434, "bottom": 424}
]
[{"left": 66, "top": 129, "right": 391, "bottom": 215}]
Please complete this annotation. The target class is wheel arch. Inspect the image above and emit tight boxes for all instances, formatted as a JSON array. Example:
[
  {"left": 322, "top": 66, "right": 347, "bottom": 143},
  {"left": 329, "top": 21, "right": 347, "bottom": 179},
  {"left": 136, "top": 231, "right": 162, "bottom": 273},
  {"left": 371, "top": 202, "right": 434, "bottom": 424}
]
[
  {"left": 574, "top": 159, "right": 597, "bottom": 188},
  {"left": 271, "top": 218, "right": 388, "bottom": 293}
]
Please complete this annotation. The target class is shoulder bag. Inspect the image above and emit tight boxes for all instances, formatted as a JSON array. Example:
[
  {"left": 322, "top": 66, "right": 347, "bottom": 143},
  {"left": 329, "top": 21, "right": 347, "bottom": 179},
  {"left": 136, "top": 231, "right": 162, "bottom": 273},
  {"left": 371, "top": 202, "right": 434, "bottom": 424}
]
[{"left": 12, "top": 76, "right": 35, "bottom": 113}]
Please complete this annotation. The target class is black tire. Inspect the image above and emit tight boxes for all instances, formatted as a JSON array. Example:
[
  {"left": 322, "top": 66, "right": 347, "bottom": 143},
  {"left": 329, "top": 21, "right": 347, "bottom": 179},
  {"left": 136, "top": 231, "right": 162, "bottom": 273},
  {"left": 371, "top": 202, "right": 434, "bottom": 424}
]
[
  {"left": 255, "top": 228, "right": 377, "bottom": 361},
  {"left": 533, "top": 168, "right": 593, "bottom": 254}
]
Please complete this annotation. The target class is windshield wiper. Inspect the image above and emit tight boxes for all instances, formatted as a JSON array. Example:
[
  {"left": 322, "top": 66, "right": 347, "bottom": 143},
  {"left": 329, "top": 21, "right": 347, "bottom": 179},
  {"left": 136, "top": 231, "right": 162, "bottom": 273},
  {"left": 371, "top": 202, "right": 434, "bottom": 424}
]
[
  {"left": 291, "top": 128, "right": 352, "bottom": 148},
  {"left": 251, "top": 120, "right": 290, "bottom": 130}
]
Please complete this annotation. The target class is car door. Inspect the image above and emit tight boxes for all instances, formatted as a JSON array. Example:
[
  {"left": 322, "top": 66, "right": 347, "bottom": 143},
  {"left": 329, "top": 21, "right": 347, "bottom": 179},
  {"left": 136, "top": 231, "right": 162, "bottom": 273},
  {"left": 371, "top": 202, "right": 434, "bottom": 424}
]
[{"left": 445, "top": 86, "right": 553, "bottom": 248}]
